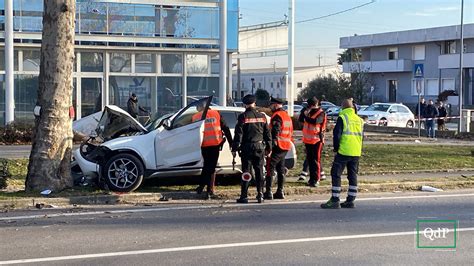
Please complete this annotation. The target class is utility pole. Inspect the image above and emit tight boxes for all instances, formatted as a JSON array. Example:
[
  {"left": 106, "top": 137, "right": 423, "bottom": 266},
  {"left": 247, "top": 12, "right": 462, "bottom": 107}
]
[
  {"left": 219, "top": 0, "right": 227, "bottom": 106},
  {"left": 458, "top": 0, "right": 464, "bottom": 133},
  {"left": 287, "top": 0, "right": 295, "bottom": 116},
  {"left": 237, "top": 55, "right": 241, "bottom": 100},
  {"left": 317, "top": 54, "right": 322, "bottom": 67}
]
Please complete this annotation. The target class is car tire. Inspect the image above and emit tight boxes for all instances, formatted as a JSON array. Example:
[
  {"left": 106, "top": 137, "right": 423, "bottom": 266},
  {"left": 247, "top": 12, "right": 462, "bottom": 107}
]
[
  {"left": 379, "top": 118, "right": 388, "bottom": 126},
  {"left": 406, "top": 120, "right": 414, "bottom": 128},
  {"left": 102, "top": 153, "right": 144, "bottom": 192}
]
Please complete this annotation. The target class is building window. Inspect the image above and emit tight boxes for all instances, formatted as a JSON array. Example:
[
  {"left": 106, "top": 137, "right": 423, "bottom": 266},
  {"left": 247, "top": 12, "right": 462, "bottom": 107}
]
[
  {"left": 135, "top": 54, "right": 155, "bottom": 73},
  {"left": 258, "top": 82, "right": 262, "bottom": 89},
  {"left": 157, "top": 77, "right": 182, "bottom": 116},
  {"left": 412, "top": 45, "right": 425, "bottom": 60},
  {"left": 388, "top": 47, "right": 398, "bottom": 60},
  {"left": 82, "top": 78, "right": 103, "bottom": 117},
  {"left": 14, "top": 74, "right": 39, "bottom": 123},
  {"left": 441, "top": 78, "right": 455, "bottom": 92},
  {"left": 210, "top": 55, "right": 220, "bottom": 75},
  {"left": 425, "top": 79, "right": 439, "bottom": 96},
  {"left": 186, "top": 54, "right": 209, "bottom": 75},
  {"left": 297, "top": 82, "right": 303, "bottom": 88},
  {"left": 277, "top": 82, "right": 280, "bottom": 88},
  {"left": 161, "top": 54, "right": 183, "bottom": 74},
  {"left": 270, "top": 82, "right": 274, "bottom": 88},
  {"left": 110, "top": 53, "right": 131, "bottom": 73},
  {"left": 109, "top": 76, "right": 151, "bottom": 113},
  {"left": 411, "top": 79, "right": 425, "bottom": 96},
  {"left": 22, "top": 50, "right": 41, "bottom": 72},
  {"left": 444, "top": 41, "right": 456, "bottom": 54},
  {"left": 81, "top": 52, "right": 103, "bottom": 72},
  {"left": 187, "top": 77, "right": 219, "bottom": 104}
]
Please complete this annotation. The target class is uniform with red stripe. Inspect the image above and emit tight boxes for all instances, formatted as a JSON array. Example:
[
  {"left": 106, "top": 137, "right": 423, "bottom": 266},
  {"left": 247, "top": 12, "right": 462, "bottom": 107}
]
[
  {"left": 232, "top": 94, "right": 272, "bottom": 203},
  {"left": 264, "top": 97, "right": 294, "bottom": 200},
  {"left": 301, "top": 97, "right": 327, "bottom": 187},
  {"left": 192, "top": 106, "right": 232, "bottom": 199}
]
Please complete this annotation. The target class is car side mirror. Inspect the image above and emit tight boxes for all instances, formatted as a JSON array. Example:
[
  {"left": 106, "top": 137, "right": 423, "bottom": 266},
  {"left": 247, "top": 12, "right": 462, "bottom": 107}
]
[
  {"left": 163, "top": 118, "right": 172, "bottom": 129},
  {"left": 389, "top": 110, "right": 396, "bottom": 113}
]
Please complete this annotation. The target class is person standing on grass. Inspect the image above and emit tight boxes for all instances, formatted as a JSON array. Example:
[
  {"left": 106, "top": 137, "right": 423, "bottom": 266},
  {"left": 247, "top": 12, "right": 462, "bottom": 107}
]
[
  {"left": 321, "top": 98, "right": 364, "bottom": 209},
  {"left": 437, "top": 101, "right": 447, "bottom": 131}
]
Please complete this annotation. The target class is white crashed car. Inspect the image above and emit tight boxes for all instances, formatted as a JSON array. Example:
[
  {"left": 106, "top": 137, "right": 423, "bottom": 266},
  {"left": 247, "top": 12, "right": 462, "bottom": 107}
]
[
  {"left": 358, "top": 103, "right": 415, "bottom": 127},
  {"left": 73, "top": 96, "right": 297, "bottom": 192}
]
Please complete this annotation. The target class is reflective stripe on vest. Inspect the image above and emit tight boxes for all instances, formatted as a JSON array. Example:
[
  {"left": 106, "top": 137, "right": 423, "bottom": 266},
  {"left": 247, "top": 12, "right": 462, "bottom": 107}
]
[
  {"left": 270, "top": 110, "right": 293, "bottom": 151},
  {"left": 193, "top": 109, "right": 223, "bottom": 147},
  {"left": 302, "top": 109, "right": 324, "bottom": 144},
  {"left": 244, "top": 117, "right": 267, "bottom": 123},
  {"left": 338, "top": 108, "right": 363, "bottom": 157}
]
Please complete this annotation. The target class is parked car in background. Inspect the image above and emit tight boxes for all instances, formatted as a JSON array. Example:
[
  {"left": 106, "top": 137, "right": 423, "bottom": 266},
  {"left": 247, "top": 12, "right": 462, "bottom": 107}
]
[
  {"left": 358, "top": 103, "right": 415, "bottom": 127},
  {"left": 283, "top": 104, "right": 304, "bottom": 117},
  {"left": 320, "top": 101, "right": 336, "bottom": 111},
  {"left": 357, "top": 105, "right": 369, "bottom": 112},
  {"left": 325, "top": 106, "right": 341, "bottom": 120},
  {"left": 72, "top": 97, "right": 297, "bottom": 192}
]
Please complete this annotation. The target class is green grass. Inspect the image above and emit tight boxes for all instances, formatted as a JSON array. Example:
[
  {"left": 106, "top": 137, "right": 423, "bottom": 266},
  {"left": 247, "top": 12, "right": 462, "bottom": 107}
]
[{"left": 290, "top": 144, "right": 474, "bottom": 176}]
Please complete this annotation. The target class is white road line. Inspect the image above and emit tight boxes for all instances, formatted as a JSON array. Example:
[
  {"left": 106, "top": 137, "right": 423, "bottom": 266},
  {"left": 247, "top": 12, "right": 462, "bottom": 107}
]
[
  {"left": 1, "top": 192, "right": 473, "bottom": 221},
  {"left": 1, "top": 228, "right": 473, "bottom": 265}
]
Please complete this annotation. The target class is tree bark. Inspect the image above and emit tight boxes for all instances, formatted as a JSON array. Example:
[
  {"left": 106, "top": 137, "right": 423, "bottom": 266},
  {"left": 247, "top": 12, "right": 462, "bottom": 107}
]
[{"left": 26, "top": 0, "right": 76, "bottom": 192}]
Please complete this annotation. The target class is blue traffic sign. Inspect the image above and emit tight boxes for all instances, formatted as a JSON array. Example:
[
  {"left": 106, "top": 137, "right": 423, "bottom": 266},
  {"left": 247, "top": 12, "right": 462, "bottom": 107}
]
[{"left": 414, "top": 64, "right": 424, "bottom": 78}]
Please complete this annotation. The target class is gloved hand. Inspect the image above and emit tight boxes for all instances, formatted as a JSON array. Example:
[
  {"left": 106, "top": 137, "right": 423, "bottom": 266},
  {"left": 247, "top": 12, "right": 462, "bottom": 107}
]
[
  {"left": 265, "top": 149, "right": 272, "bottom": 157},
  {"left": 231, "top": 151, "right": 236, "bottom": 158}
]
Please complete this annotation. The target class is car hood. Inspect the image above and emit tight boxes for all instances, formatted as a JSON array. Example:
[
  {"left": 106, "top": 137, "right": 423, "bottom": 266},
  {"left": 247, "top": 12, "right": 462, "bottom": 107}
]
[{"left": 96, "top": 105, "right": 148, "bottom": 141}]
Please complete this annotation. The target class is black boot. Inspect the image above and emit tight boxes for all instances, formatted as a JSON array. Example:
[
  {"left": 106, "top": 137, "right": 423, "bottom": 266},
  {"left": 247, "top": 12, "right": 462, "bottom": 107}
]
[
  {"left": 263, "top": 175, "right": 273, "bottom": 200},
  {"left": 256, "top": 177, "right": 265, "bottom": 204},
  {"left": 237, "top": 181, "right": 249, "bottom": 204},
  {"left": 195, "top": 185, "right": 204, "bottom": 194},
  {"left": 273, "top": 189, "right": 285, "bottom": 199},
  {"left": 320, "top": 198, "right": 340, "bottom": 209}
]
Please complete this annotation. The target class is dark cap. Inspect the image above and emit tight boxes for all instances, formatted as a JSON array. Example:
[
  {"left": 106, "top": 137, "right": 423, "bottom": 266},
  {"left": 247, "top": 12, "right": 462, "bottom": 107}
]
[
  {"left": 131, "top": 93, "right": 137, "bottom": 97},
  {"left": 242, "top": 94, "right": 256, "bottom": 105},
  {"left": 270, "top": 96, "right": 284, "bottom": 105},
  {"left": 306, "top": 96, "right": 318, "bottom": 107}
]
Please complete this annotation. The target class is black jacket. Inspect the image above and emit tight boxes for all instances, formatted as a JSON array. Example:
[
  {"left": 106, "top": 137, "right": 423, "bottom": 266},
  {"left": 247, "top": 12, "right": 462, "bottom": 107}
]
[
  {"left": 232, "top": 107, "right": 272, "bottom": 154},
  {"left": 127, "top": 98, "right": 147, "bottom": 118},
  {"left": 423, "top": 104, "right": 439, "bottom": 119},
  {"left": 415, "top": 102, "right": 427, "bottom": 117},
  {"left": 438, "top": 106, "right": 447, "bottom": 117}
]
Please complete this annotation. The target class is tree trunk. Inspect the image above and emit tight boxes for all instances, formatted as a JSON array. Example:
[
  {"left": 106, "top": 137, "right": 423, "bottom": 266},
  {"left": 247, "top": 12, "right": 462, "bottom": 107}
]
[{"left": 26, "top": 0, "right": 76, "bottom": 192}]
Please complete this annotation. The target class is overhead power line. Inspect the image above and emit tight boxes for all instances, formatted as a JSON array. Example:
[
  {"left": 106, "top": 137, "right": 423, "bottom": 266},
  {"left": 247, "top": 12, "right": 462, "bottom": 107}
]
[{"left": 296, "top": 0, "right": 376, "bottom": 24}]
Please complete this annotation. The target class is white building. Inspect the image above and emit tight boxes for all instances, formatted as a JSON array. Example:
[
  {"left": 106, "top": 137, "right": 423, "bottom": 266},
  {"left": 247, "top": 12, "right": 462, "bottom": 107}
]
[{"left": 232, "top": 64, "right": 341, "bottom": 100}]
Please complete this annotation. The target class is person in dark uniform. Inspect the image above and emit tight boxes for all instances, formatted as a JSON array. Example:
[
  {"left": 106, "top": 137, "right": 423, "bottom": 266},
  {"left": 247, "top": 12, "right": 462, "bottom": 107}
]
[
  {"left": 127, "top": 93, "right": 148, "bottom": 119},
  {"left": 264, "top": 97, "right": 294, "bottom": 200},
  {"left": 232, "top": 94, "right": 272, "bottom": 204},
  {"left": 192, "top": 103, "right": 233, "bottom": 200}
]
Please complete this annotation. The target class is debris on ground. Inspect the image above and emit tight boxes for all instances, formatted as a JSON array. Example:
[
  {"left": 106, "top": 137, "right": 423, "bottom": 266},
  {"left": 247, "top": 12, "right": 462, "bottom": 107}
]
[{"left": 420, "top": 185, "right": 443, "bottom": 192}]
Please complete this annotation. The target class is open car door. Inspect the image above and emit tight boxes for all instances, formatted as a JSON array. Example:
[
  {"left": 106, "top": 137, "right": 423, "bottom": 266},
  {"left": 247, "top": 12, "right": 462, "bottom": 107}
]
[{"left": 155, "top": 96, "right": 212, "bottom": 168}]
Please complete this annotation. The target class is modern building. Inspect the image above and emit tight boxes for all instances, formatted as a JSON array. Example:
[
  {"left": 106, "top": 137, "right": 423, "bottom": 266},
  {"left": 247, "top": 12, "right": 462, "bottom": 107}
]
[
  {"left": 232, "top": 64, "right": 340, "bottom": 100},
  {"left": 0, "top": 0, "right": 239, "bottom": 125},
  {"left": 340, "top": 23, "right": 474, "bottom": 112}
]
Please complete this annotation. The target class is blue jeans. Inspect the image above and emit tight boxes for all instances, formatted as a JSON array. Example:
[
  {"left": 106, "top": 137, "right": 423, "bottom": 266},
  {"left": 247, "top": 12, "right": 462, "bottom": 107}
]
[{"left": 426, "top": 120, "right": 435, "bottom": 138}]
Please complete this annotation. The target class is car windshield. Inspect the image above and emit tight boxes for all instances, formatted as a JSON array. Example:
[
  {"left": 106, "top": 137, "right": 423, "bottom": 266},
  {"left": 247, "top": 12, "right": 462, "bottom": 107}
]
[
  {"left": 144, "top": 112, "right": 174, "bottom": 131},
  {"left": 365, "top": 104, "right": 390, "bottom": 112}
]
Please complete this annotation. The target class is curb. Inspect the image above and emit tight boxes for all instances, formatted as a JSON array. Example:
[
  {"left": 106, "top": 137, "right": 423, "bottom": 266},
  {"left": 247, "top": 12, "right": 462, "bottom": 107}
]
[{"left": 2, "top": 180, "right": 474, "bottom": 209}]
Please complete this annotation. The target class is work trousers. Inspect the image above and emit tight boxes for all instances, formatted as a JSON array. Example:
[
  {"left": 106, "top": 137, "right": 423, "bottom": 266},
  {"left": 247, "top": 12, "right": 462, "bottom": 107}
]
[
  {"left": 426, "top": 120, "right": 435, "bottom": 138},
  {"left": 266, "top": 146, "right": 288, "bottom": 192},
  {"left": 330, "top": 153, "right": 359, "bottom": 202},
  {"left": 200, "top": 145, "right": 220, "bottom": 193},
  {"left": 240, "top": 145, "right": 265, "bottom": 199},
  {"left": 305, "top": 141, "right": 324, "bottom": 185}
]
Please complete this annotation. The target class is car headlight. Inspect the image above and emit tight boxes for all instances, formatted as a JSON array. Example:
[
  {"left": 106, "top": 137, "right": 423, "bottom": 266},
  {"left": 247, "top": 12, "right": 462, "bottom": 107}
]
[{"left": 373, "top": 114, "right": 380, "bottom": 118}]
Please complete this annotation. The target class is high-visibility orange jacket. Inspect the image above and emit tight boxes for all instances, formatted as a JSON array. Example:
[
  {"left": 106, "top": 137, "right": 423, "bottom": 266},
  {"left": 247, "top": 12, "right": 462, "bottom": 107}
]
[
  {"left": 192, "top": 109, "right": 223, "bottom": 147},
  {"left": 302, "top": 108, "right": 326, "bottom": 144},
  {"left": 270, "top": 110, "right": 293, "bottom": 151}
]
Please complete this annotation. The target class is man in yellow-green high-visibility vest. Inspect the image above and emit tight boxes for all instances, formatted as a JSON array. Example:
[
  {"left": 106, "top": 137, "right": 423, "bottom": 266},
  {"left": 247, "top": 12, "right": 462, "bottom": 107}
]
[{"left": 321, "top": 98, "right": 364, "bottom": 209}]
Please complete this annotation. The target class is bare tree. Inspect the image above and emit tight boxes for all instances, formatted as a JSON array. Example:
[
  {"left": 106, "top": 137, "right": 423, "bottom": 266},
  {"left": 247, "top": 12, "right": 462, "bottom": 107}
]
[{"left": 26, "top": 0, "right": 76, "bottom": 192}]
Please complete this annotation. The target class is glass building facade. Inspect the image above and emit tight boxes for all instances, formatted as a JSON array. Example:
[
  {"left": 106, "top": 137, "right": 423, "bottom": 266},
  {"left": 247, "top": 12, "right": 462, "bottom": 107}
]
[{"left": 0, "top": 0, "right": 239, "bottom": 124}]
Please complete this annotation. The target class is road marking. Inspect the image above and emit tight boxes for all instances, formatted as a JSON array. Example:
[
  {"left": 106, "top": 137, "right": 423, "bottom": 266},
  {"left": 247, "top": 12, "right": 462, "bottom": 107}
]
[
  {"left": 1, "top": 192, "right": 474, "bottom": 221},
  {"left": 1, "top": 227, "right": 473, "bottom": 264}
]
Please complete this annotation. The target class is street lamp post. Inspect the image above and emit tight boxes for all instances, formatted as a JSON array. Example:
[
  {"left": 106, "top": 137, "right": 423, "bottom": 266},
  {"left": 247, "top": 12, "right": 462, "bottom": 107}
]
[
  {"left": 251, "top": 78, "right": 255, "bottom": 94},
  {"left": 458, "top": 0, "right": 465, "bottom": 133}
]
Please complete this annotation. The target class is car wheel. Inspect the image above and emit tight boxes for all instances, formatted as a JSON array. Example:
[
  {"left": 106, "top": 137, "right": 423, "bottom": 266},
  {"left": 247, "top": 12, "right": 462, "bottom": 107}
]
[
  {"left": 379, "top": 118, "right": 388, "bottom": 126},
  {"left": 102, "top": 153, "right": 144, "bottom": 192},
  {"left": 406, "top": 120, "right": 414, "bottom": 128}
]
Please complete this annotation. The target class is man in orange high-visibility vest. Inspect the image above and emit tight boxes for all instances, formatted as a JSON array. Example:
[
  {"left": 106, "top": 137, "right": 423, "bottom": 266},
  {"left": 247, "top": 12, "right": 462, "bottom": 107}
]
[
  {"left": 301, "top": 97, "right": 327, "bottom": 187},
  {"left": 264, "top": 97, "right": 294, "bottom": 200},
  {"left": 192, "top": 104, "right": 232, "bottom": 199}
]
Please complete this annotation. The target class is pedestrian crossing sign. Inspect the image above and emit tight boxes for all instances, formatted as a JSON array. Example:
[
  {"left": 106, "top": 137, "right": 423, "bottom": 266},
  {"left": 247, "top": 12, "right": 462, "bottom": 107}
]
[{"left": 414, "top": 64, "right": 424, "bottom": 78}]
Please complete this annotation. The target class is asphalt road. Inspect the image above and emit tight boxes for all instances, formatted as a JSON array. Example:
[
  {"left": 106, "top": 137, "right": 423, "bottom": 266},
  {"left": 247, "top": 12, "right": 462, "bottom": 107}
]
[{"left": 1, "top": 190, "right": 474, "bottom": 265}]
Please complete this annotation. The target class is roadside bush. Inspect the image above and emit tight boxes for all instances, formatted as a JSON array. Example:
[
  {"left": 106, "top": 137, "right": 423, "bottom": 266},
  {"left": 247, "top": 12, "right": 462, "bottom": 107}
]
[
  {"left": 0, "top": 159, "right": 10, "bottom": 189},
  {"left": 0, "top": 122, "right": 34, "bottom": 145}
]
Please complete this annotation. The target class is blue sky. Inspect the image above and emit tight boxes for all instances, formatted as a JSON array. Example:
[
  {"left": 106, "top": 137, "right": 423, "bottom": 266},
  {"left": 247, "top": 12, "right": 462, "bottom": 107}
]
[{"left": 238, "top": 0, "right": 474, "bottom": 68}]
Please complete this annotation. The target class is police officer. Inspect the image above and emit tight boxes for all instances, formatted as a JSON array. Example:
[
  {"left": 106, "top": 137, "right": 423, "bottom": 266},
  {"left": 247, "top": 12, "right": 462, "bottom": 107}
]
[
  {"left": 192, "top": 103, "right": 233, "bottom": 199},
  {"left": 321, "top": 98, "right": 364, "bottom": 209},
  {"left": 264, "top": 97, "right": 293, "bottom": 200},
  {"left": 301, "top": 97, "right": 327, "bottom": 187},
  {"left": 232, "top": 94, "right": 272, "bottom": 204}
]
